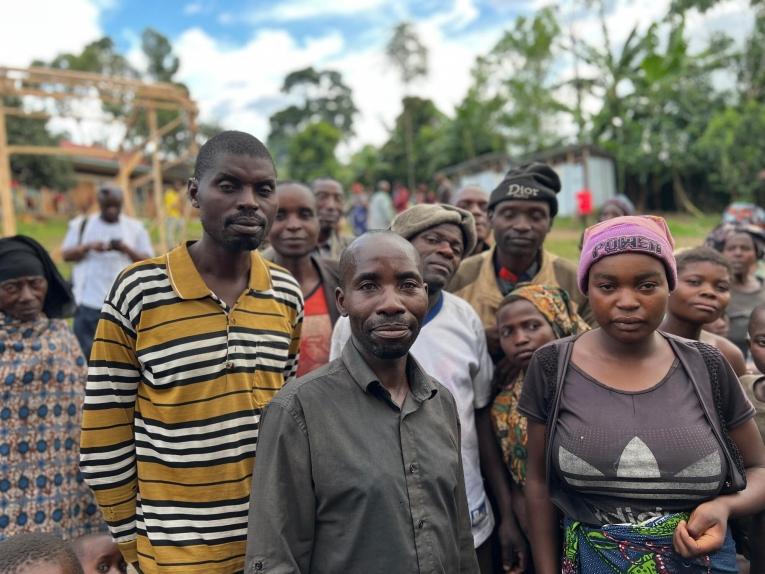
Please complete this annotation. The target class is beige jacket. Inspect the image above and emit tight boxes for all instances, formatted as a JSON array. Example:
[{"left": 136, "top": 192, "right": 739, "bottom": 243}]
[{"left": 448, "top": 247, "right": 593, "bottom": 329}]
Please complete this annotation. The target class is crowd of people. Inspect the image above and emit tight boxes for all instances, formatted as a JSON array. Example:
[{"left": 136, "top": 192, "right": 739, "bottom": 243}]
[{"left": 0, "top": 129, "right": 764, "bottom": 574}]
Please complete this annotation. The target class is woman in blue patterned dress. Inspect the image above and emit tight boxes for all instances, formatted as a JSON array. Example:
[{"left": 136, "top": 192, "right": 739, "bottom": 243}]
[{"left": 0, "top": 235, "right": 102, "bottom": 540}]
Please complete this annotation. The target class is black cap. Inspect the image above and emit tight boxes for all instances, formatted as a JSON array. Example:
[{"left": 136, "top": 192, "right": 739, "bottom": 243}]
[{"left": 488, "top": 162, "right": 561, "bottom": 217}]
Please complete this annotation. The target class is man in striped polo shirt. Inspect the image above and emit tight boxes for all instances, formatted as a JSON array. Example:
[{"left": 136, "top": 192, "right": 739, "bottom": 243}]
[{"left": 80, "top": 131, "right": 303, "bottom": 574}]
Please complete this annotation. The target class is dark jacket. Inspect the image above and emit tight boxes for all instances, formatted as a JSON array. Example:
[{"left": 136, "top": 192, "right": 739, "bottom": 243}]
[
  {"left": 313, "top": 254, "right": 341, "bottom": 326},
  {"left": 524, "top": 331, "right": 748, "bottom": 521}
]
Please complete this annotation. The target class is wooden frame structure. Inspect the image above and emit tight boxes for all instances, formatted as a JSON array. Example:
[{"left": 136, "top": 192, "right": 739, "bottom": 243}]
[{"left": 0, "top": 66, "right": 198, "bottom": 251}]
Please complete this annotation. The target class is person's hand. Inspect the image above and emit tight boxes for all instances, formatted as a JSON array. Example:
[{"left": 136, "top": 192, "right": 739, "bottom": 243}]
[
  {"left": 498, "top": 516, "right": 528, "bottom": 573},
  {"left": 673, "top": 500, "right": 729, "bottom": 558},
  {"left": 88, "top": 241, "right": 108, "bottom": 252}
]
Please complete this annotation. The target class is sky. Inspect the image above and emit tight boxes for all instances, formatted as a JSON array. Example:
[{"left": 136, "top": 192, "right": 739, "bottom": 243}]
[{"left": 0, "top": 0, "right": 757, "bottom": 154}]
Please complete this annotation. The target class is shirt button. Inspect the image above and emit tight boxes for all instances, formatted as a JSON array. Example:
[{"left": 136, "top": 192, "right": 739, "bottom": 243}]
[
  {"left": 225, "top": 360, "right": 234, "bottom": 371},
  {"left": 417, "top": 520, "right": 425, "bottom": 529},
  {"left": 409, "top": 463, "right": 417, "bottom": 474},
  {"left": 253, "top": 561, "right": 263, "bottom": 571}
]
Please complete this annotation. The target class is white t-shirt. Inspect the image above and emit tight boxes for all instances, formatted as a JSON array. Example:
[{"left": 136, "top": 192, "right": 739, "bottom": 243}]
[
  {"left": 62, "top": 214, "right": 154, "bottom": 309},
  {"left": 329, "top": 291, "right": 495, "bottom": 547}
]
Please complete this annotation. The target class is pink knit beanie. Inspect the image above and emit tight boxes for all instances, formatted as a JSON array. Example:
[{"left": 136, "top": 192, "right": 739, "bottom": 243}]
[{"left": 578, "top": 215, "right": 677, "bottom": 294}]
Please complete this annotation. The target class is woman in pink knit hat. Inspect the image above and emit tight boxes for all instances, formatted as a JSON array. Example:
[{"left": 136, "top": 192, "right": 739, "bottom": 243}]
[{"left": 518, "top": 215, "right": 765, "bottom": 573}]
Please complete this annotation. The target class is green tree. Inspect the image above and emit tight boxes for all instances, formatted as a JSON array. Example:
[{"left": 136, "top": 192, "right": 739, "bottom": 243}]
[
  {"left": 285, "top": 121, "right": 343, "bottom": 182},
  {"left": 386, "top": 22, "right": 429, "bottom": 191},
  {"left": 379, "top": 97, "right": 449, "bottom": 184},
  {"left": 478, "top": 7, "right": 564, "bottom": 155},
  {"left": 268, "top": 67, "right": 357, "bottom": 170}
]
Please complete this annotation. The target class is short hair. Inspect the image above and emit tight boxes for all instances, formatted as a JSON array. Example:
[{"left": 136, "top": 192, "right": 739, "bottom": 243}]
[
  {"left": 749, "top": 302, "right": 765, "bottom": 334},
  {"left": 311, "top": 177, "right": 342, "bottom": 191},
  {"left": 97, "top": 185, "right": 123, "bottom": 201},
  {"left": 675, "top": 246, "right": 731, "bottom": 274},
  {"left": 338, "top": 231, "right": 421, "bottom": 288},
  {"left": 0, "top": 533, "right": 83, "bottom": 574},
  {"left": 193, "top": 130, "right": 274, "bottom": 181},
  {"left": 276, "top": 180, "right": 311, "bottom": 193}
]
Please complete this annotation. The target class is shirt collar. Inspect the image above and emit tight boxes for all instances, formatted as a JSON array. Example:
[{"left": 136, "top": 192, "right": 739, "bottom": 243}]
[
  {"left": 341, "top": 336, "right": 437, "bottom": 403},
  {"left": 166, "top": 241, "right": 271, "bottom": 300}
]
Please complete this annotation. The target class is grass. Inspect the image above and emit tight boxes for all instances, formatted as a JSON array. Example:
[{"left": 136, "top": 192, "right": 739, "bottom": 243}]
[
  {"left": 545, "top": 213, "right": 719, "bottom": 261},
  {"left": 15, "top": 212, "right": 720, "bottom": 276}
]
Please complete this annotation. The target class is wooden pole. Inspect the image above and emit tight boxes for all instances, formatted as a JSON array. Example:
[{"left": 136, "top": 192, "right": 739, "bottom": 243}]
[
  {"left": 0, "top": 105, "right": 16, "bottom": 237},
  {"left": 116, "top": 151, "right": 143, "bottom": 217},
  {"left": 148, "top": 107, "right": 167, "bottom": 253}
]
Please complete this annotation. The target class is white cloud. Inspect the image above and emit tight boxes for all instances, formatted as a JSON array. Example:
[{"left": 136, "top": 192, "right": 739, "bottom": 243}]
[
  {"left": 174, "top": 27, "right": 346, "bottom": 139},
  {"left": 0, "top": 0, "right": 103, "bottom": 67},
  {"left": 245, "top": 0, "right": 389, "bottom": 23}
]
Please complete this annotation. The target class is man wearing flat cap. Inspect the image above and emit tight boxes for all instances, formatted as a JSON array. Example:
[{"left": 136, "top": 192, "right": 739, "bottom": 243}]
[
  {"left": 328, "top": 204, "right": 517, "bottom": 571},
  {"left": 450, "top": 162, "right": 594, "bottom": 357}
]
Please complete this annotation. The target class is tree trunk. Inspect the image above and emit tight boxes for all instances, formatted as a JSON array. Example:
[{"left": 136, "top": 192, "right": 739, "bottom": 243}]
[
  {"left": 404, "top": 107, "right": 416, "bottom": 192},
  {"left": 672, "top": 169, "right": 703, "bottom": 217}
]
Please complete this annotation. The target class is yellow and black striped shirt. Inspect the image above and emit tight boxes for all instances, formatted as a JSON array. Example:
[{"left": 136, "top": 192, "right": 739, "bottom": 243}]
[{"left": 80, "top": 243, "right": 303, "bottom": 574}]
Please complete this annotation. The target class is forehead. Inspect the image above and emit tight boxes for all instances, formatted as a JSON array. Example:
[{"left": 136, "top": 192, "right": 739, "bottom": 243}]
[
  {"left": 455, "top": 188, "right": 488, "bottom": 205},
  {"left": 678, "top": 260, "right": 728, "bottom": 278},
  {"left": 277, "top": 185, "right": 315, "bottom": 210},
  {"left": 204, "top": 153, "right": 275, "bottom": 182},
  {"left": 751, "top": 310, "right": 765, "bottom": 332},
  {"left": 725, "top": 232, "right": 755, "bottom": 247},
  {"left": 414, "top": 222, "right": 462, "bottom": 243},
  {"left": 350, "top": 238, "right": 420, "bottom": 278},
  {"left": 497, "top": 298, "right": 544, "bottom": 324},
  {"left": 590, "top": 253, "right": 665, "bottom": 277},
  {"left": 313, "top": 181, "right": 342, "bottom": 195},
  {"left": 494, "top": 199, "right": 549, "bottom": 214}
]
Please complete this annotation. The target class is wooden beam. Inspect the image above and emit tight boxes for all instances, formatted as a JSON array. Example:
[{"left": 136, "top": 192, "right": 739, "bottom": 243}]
[
  {"left": 148, "top": 107, "right": 167, "bottom": 253},
  {"left": 6, "top": 145, "right": 118, "bottom": 160},
  {"left": 130, "top": 149, "right": 192, "bottom": 189},
  {"left": 116, "top": 151, "right": 144, "bottom": 217},
  {"left": 0, "top": 105, "right": 16, "bottom": 237},
  {"left": 2, "top": 108, "right": 50, "bottom": 120}
]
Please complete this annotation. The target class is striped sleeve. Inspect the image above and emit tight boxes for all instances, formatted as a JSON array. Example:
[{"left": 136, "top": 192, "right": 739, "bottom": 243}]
[
  {"left": 269, "top": 266, "right": 304, "bottom": 383},
  {"left": 79, "top": 268, "right": 144, "bottom": 563}
]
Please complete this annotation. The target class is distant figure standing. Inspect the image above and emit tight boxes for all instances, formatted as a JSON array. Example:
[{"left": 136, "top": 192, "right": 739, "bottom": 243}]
[
  {"left": 61, "top": 185, "right": 153, "bottom": 359},
  {"left": 436, "top": 173, "right": 455, "bottom": 204},
  {"left": 575, "top": 188, "right": 593, "bottom": 228},
  {"left": 311, "top": 178, "right": 353, "bottom": 260},
  {"left": 367, "top": 179, "right": 395, "bottom": 230},
  {"left": 349, "top": 182, "right": 368, "bottom": 236},
  {"left": 454, "top": 185, "right": 492, "bottom": 256},
  {"left": 599, "top": 194, "right": 635, "bottom": 221},
  {"left": 163, "top": 182, "right": 183, "bottom": 248}
]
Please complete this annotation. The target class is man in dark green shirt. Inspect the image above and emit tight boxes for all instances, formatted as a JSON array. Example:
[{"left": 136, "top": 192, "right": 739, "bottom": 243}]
[{"left": 245, "top": 231, "right": 478, "bottom": 574}]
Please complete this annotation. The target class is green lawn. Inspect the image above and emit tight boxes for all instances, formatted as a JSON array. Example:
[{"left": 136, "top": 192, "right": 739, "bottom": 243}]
[{"left": 15, "top": 212, "right": 719, "bottom": 277}]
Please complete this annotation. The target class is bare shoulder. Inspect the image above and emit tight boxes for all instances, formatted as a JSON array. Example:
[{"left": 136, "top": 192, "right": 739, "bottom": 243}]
[{"left": 703, "top": 331, "right": 747, "bottom": 375}]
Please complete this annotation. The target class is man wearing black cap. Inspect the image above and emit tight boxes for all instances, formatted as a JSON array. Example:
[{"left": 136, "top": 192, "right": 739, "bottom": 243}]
[{"left": 450, "top": 163, "right": 593, "bottom": 356}]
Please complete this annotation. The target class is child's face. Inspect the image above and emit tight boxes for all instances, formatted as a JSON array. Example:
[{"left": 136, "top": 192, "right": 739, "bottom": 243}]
[
  {"left": 497, "top": 298, "right": 556, "bottom": 370},
  {"left": 668, "top": 261, "right": 730, "bottom": 326},
  {"left": 76, "top": 535, "right": 127, "bottom": 574},
  {"left": 749, "top": 312, "right": 765, "bottom": 375}
]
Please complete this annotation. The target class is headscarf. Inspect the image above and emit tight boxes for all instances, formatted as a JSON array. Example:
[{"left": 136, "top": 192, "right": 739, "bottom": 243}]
[
  {"left": 0, "top": 235, "right": 75, "bottom": 318},
  {"left": 706, "top": 223, "right": 765, "bottom": 260},
  {"left": 500, "top": 283, "right": 590, "bottom": 339}
]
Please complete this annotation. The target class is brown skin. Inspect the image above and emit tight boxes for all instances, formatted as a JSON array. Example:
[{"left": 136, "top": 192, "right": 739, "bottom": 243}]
[
  {"left": 525, "top": 253, "right": 765, "bottom": 573},
  {"left": 485, "top": 199, "right": 553, "bottom": 354},
  {"left": 599, "top": 203, "right": 627, "bottom": 221},
  {"left": 0, "top": 275, "right": 47, "bottom": 322},
  {"left": 61, "top": 193, "right": 149, "bottom": 263},
  {"left": 703, "top": 315, "right": 730, "bottom": 338},
  {"left": 73, "top": 533, "right": 127, "bottom": 574},
  {"left": 335, "top": 234, "right": 428, "bottom": 406},
  {"left": 18, "top": 564, "right": 66, "bottom": 574},
  {"left": 723, "top": 232, "right": 761, "bottom": 293},
  {"left": 661, "top": 261, "right": 747, "bottom": 376},
  {"left": 482, "top": 298, "right": 559, "bottom": 573},
  {"left": 269, "top": 184, "right": 321, "bottom": 297},
  {"left": 187, "top": 153, "right": 278, "bottom": 309},
  {"left": 749, "top": 310, "right": 765, "bottom": 402},
  {"left": 312, "top": 179, "right": 344, "bottom": 244},
  {"left": 454, "top": 186, "right": 489, "bottom": 246},
  {"left": 409, "top": 223, "right": 464, "bottom": 308}
]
